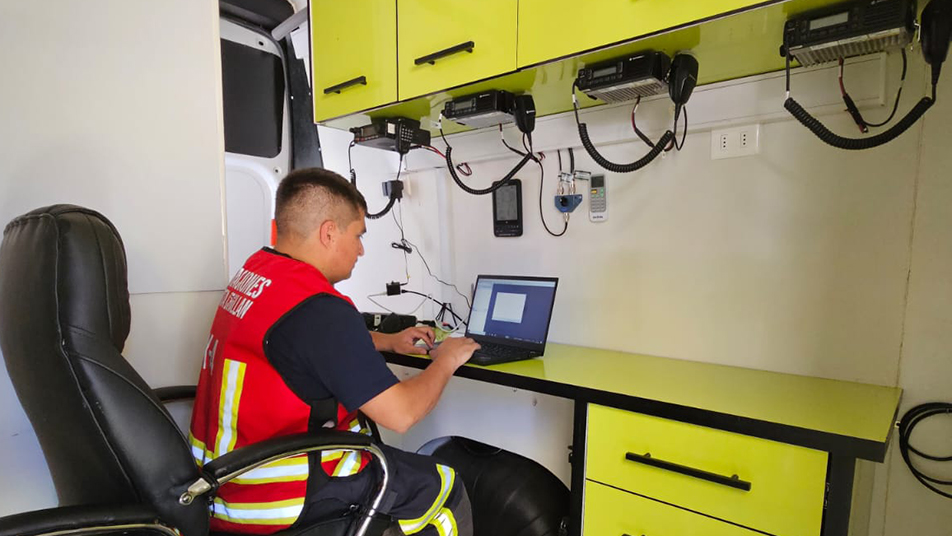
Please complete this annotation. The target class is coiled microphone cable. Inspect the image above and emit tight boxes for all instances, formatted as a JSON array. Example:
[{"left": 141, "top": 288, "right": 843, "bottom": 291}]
[
  {"left": 898, "top": 402, "right": 952, "bottom": 499},
  {"left": 572, "top": 82, "right": 674, "bottom": 173},
  {"left": 782, "top": 52, "right": 936, "bottom": 151}
]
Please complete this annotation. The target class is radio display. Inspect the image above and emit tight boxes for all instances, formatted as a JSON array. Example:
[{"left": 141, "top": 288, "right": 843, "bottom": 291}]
[
  {"left": 592, "top": 65, "right": 619, "bottom": 78},
  {"left": 810, "top": 12, "right": 849, "bottom": 31}
]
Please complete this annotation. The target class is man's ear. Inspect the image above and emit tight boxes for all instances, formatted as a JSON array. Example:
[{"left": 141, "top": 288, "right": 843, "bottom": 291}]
[{"left": 317, "top": 219, "right": 337, "bottom": 247}]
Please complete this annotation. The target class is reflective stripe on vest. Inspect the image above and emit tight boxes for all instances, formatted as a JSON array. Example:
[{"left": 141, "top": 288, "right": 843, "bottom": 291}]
[
  {"left": 212, "top": 497, "right": 305, "bottom": 526},
  {"left": 216, "top": 359, "right": 247, "bottom": 456},
  {"left": 190, "top": 429, "right": 308, "bottom": 485}
]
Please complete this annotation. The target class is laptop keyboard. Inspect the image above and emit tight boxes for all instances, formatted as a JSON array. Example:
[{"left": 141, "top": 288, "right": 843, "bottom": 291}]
[{"left": 474, "top": 342, "right": 530, "bottom": 359}]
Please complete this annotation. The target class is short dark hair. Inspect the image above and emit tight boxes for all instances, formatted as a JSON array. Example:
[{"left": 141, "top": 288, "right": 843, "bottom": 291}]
[{"left": 274, "top": 168, "right": 367, "bottom": 239}]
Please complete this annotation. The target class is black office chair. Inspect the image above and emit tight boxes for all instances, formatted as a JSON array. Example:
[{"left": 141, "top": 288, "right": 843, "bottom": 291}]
[{"left": 0, "top": 205, "right": 390, "bottom": 536}]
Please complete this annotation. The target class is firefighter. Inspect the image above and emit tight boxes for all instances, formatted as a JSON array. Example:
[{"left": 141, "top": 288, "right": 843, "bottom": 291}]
[{"left": 190, "top": 168, "right": 479, "bottom": 535}]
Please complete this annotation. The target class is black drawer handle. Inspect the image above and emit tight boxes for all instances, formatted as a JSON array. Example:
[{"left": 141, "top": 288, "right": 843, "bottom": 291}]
[
  {"left": 323, "top": 76, "right": 367, "bottom": 95},
  {"left": 414, "top": 41, "right": 475, "bottom": 66},
  {"left": 625, "top": 452, "right": 752, "bottom": 492}
]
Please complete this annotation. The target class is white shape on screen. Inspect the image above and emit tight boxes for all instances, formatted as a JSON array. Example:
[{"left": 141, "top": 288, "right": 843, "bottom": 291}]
[{"left": 491, "top": 293, "right": 527, "bottom": 323}]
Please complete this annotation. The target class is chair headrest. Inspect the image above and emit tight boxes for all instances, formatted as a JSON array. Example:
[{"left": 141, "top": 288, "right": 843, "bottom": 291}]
[{"left": 1, "top": 205, "right": 131, "bottom": 352}]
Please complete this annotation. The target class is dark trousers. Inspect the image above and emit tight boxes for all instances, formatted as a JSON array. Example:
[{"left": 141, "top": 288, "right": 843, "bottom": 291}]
[{"left": 298, "top": 444, "right": 473, "bottom": 536}]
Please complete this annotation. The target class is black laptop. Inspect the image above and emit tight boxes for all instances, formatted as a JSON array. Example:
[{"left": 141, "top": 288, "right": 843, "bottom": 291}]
[{"left": 464, "top": 275, "right": 559, "bottom": 366}]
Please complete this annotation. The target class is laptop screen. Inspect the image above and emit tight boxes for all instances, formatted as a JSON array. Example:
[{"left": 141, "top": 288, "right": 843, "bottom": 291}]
[{"left": 466, "top": 276, "right": 558, "bottom": 346}]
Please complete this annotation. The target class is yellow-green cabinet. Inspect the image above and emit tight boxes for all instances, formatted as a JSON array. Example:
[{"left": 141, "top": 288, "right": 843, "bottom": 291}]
[
  {"left": 518, "top": 0, "right": 771, "bottom": 67},
  {"left": 584, "top": 481, "right": 760, "bottom": 536},
  {"left": 585, "top": 405, "right": 828, "bottom": 536},
  {"left": 397, "top": 0, "right": 518, "bottom": 100},
  {"left": 310, "top": 0, "right": 397, "bottom": 122}
]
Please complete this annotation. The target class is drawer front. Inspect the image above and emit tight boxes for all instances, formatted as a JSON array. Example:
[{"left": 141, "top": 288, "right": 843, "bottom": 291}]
[
  {"left": 397, "top": 0, "right": 517, "bottom": 100},
  {"left": 584, "top": 480, "right": 759, "bottom": 536},
  {"left": 518, "top": 0, "right": 765, "bottom": 67},
  {"left": 587, "top": 405, "right": 826, "bottom": 536},
  {"left": 311, "top": 0, "right": 397, "bottom": 121}
]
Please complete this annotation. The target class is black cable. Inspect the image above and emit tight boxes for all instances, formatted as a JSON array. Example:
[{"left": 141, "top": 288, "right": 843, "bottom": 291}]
[
  {"left": 390, "top": 204, "right": 411, "bottom": 283},
  {"left": 442, "top": 126, "right": 534, "bottom": 196},
  {"left": 568, "top": 147, "right": 575, "bottom": 173},
  {"left": 898, "top": 402, "right": 952, "bottom": 499},
  {"left": 572, "top": 82, "right": 674, "bottom": 173},
  {"left": 841, "top": 49, "right": 908, "bottom": 130},
  {"left": 401, "top": 289, "right": 467, "bottom": 325},
  {"left": 397, "top": 235, "right": 471, "bottom": 311},
  {"left": 347, "top": 140, "right": 357, "bottom": 186},
  {"left": 500, "top": 124, "right": 529, "bottom": 159},
  {"left": 784, "top": 52, "right": 935, "bottom": 151},
  {"left": 630, "top": 97, "right": 655, "bottom": 149},
  {"left": 366, "top": 154, "right": 402, "bottom": 220},
  {"left": 537, "top": 156, "right": 568, "bottom": 237},
  {"left": 673, "top": 106, "right": 688, "bottom": 151}
]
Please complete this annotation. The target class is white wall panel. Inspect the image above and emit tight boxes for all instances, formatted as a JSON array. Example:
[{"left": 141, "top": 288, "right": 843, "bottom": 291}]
[
  {"left": 0, "top": 0, "right": 226, "bottom": 516},
  {"left": 0, "top": 0, "right": 227, "bottom": 294},
  {"left": 878, "top": 62, "right": 952, "bottom": 536}
]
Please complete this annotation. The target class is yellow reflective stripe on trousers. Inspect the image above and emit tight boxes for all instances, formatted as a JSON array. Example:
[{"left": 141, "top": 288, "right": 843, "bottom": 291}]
[
  {"left": 429, "top": 508, "right": 458, "bottom": 536},
  {"left": 211, "top": 497, "right": 304, "bottom": 526},
  {"left": 398, "top": 464, "right": 456, "bottom": 534},
  {"left": 233, "top": 454, "right": 309, "bottom": 484},
  {"left": 215, "top": 359, "right": 247, "bottom": 456}
]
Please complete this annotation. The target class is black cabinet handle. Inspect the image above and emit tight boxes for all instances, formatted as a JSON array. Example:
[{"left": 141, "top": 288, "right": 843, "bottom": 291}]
[
  {"left": 414, "top": 41, "right": 475, "bottom": 66},
  {"left": 625, "top": 452, "right": 752, "bottom": 492},
  {"left": 323, "top": 76, "right": 367, "bottom": 95}
]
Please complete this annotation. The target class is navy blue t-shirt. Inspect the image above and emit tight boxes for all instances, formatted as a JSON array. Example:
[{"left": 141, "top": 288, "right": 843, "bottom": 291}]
[{"left": 264, "top": 281, "right": 399, "bottom": 413}]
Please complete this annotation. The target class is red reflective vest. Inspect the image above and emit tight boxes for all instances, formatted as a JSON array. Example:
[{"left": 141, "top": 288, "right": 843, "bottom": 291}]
[{"left": 189, "top": 249, "right": 371, "bottom": 534}]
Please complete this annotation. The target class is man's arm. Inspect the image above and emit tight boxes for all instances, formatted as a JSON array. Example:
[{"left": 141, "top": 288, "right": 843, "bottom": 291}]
[{"left": 360, "top": 337, "right": 479, "bottom": 434}]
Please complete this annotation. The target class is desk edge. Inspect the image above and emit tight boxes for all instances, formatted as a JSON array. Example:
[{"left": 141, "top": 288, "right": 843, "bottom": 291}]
[{"left": 384, "top": 352, "right": 891, "bottom": 462}]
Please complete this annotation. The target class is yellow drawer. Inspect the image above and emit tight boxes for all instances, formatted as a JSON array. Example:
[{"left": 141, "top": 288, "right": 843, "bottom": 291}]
[
  {"left": 518, "top": 0, "right": 765, "bottom": 67},
  {"left": 587, "top": 405, "right": 827, "bottom": 536},
  {"left": 311, "top": 0, "right": 397, "bottom": 121},
  {"left": 397, "top": 0, "right": 517, "bottom": 100},
  {"left": 585, "top": 481, "right": 759, "bottom": 536}
]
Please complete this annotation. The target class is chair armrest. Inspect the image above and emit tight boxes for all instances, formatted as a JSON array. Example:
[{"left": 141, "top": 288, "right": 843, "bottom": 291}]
[
  {"left": 153, "top": 385, "right": 196, "bottom": 402},
  {"left": 0, "top": 504, "right": 175, "bottom": 536},
  {"left": 203, "top": 430, "right": 375, "bottom": 482},
  {"left": 180, "top": 431, "right": 388, "bottom": 536}
]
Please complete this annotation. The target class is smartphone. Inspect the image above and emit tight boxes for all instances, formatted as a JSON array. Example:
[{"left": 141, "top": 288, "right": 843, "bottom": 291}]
[{"left": 493, "top": 179, "right": 523, "bottom": 237}]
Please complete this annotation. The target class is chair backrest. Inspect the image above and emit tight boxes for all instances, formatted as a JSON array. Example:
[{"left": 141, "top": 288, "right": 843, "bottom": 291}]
[{"left": 0, "top": 205, "right": 208, "bottom": 534}]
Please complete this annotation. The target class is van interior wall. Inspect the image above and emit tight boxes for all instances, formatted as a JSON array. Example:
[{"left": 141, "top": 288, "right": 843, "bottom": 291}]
[
  {"left": 336, "top": 53, "right": 952, "bottom": 535},
  {"left": 0, "top": 0, "right": 227, "bottom": 516}
]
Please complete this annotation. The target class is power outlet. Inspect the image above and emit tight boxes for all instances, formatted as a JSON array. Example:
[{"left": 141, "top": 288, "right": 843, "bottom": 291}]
[{"left": 711, "top": 125, "right": 760, "bottom": 160}]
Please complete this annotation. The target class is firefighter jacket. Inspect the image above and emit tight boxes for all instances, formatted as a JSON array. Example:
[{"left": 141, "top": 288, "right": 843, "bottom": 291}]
[{"left": 188, "top": 249, "right": 371, "bottom": 534}]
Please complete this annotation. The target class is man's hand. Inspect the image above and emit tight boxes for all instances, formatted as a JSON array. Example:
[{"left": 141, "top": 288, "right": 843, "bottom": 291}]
[
  {"left": 429, "top": 337, "right": 480, "bottom": 371},
  {"left": 377, "top": 326, "right": 435, "bottom": 355}
]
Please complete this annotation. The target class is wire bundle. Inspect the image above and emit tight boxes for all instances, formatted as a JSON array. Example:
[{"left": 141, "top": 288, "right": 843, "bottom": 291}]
[{"left": 898, "top": 402, "right": 952, "bottom": 499}]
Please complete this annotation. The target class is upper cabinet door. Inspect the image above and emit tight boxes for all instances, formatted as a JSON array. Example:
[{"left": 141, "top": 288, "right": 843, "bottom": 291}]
[
  {"left": 398, "top": 0, "right": 518, "bottom": 100},
  {"left": 311, "top": 0, "right": 397, "bottom": 122},
  {"left": 518, "top": 0, "right": 767, "bottom": 67}
]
